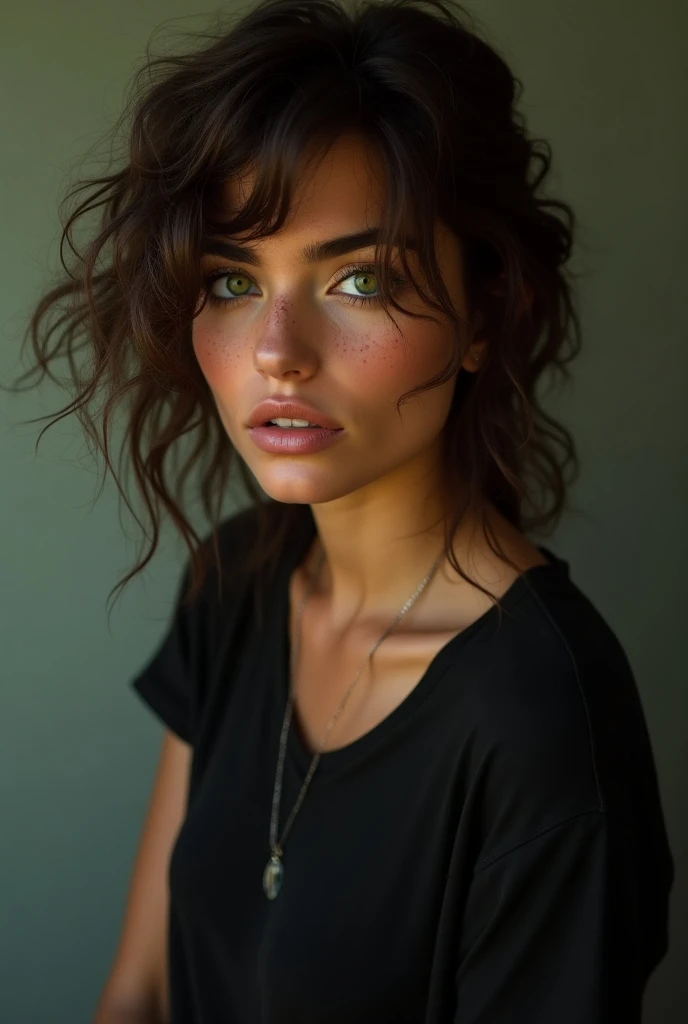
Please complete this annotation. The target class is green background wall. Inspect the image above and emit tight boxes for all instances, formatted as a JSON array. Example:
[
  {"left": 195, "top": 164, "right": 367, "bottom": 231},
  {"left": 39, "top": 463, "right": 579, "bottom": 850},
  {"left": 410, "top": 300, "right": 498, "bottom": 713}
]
[{"left": 1, "top": 2, "right": 685, "bottom": 1020}]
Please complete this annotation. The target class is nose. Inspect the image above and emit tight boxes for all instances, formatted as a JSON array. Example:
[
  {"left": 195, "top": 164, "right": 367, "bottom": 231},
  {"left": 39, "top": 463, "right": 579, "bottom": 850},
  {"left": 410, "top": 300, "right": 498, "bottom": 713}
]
[{"left": 252, "top": 294, "right": 322, "bottom": 380}]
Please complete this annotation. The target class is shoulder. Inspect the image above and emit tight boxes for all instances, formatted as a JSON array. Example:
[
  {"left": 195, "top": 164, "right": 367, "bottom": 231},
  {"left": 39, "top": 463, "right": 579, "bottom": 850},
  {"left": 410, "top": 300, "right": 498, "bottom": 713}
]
[
  {"left": 475, "top": 550, "right": 638, "bottom": 731},
  {"left": 210, "top": 499, "right": 309, "bottom": 583},
  {"left": 179, "top": 499, "right": 306, "bottom": 643},
  {"left": 213, "top": 501, "right": 264, "bottom": 565},
  {"left": 459, "top": 554, "right": 653, "bottom": 837},
  {"left": 166, "top": 503, "right": 267, "bottom": 648},
  {"left": 188, "top": 500, "right": 275, "bottom": 599}
]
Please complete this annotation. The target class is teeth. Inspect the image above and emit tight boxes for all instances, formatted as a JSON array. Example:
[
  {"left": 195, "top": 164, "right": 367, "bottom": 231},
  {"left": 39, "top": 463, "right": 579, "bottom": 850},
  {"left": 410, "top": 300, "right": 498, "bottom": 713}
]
[{"left": 268, "top": 418, "right": 318, "bottom": 428}]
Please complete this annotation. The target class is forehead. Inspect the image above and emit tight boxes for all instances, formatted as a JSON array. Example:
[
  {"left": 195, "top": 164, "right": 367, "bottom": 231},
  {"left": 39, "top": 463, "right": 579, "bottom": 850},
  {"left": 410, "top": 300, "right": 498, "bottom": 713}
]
[
  {"left": 215, "top": 132, "right": 458, "bottom": 267},
  {"left": 221, "top": 132, "right": 387, "bottom": 241}
]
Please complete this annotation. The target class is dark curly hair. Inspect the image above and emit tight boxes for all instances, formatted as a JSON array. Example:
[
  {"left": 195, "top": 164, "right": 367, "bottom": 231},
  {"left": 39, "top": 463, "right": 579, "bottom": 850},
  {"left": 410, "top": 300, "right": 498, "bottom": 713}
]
[{"left": 5, "top": 0, "right": 584, "bottom": 627}]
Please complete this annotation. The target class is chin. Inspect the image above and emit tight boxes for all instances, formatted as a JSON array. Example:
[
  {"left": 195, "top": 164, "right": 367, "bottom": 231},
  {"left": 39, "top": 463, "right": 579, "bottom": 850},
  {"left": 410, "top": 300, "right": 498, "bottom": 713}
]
[{"left": 251, "top": 465, "right": 367, "bottom": 507}]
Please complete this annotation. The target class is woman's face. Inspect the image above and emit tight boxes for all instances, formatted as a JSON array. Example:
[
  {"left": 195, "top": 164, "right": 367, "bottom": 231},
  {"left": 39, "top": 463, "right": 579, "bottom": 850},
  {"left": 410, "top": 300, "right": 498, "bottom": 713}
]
[{"left": 192, "top": 133, "right": 483, "bottom": 506}]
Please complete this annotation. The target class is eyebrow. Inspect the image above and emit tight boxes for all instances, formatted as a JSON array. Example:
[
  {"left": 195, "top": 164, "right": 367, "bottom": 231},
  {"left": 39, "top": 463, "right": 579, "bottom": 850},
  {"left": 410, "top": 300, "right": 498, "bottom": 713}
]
[{"left": 200, "top": 227, "right": 418, "bottom": 266}]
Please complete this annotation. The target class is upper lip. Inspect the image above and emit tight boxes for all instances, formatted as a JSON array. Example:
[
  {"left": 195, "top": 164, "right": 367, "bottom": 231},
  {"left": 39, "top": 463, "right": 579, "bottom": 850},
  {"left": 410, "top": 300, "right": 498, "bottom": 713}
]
[{"left": 247, "top": 396, "right": 343, "bottom": 429}]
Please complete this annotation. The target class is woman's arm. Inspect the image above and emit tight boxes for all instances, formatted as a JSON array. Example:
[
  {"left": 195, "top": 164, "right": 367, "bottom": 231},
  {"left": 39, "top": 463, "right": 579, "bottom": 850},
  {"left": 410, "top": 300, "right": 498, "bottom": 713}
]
[
  {"left": 91, "top": 729, "right": 192, "bottom": 1024},
  {"left": 452, "top": 808, "right": 670, "bottom": 1023},
  {"left": 92, "top": 1006, "right": 165, "bottom": 1024}
]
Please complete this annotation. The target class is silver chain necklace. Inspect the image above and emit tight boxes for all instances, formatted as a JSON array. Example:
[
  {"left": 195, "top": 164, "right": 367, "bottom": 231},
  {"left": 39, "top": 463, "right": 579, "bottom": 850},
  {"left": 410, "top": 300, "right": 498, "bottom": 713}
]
[{"left": 263, "top": 539, "right": 446, "bottom": 899}]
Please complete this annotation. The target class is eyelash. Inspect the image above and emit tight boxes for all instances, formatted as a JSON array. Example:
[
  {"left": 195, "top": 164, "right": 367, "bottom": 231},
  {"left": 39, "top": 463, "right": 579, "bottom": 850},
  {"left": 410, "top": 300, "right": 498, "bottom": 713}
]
[{"left": 201, "top": 263, "right": 406, "bottom": 310}]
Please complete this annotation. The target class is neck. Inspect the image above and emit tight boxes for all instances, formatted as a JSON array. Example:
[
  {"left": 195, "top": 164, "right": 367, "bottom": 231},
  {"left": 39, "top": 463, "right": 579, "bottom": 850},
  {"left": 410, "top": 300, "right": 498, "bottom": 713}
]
[{"left": 302, "top": 460, "right": 473, "bottom": 633}]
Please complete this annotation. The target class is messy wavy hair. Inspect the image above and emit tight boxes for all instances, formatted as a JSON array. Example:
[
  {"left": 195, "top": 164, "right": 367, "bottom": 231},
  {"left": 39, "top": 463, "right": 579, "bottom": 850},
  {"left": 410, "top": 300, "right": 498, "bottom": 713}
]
[{"left": 6, "top": 0, "right": 583, "bottom": 625}]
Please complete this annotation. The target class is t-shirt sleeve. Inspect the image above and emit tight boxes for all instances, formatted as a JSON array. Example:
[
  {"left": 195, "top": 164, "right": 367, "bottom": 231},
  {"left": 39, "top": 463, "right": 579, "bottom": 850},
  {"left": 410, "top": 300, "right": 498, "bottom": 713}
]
[
  {"left": 129, "top": 562, "right": 196, "bottom": 744},
  {"left": 453, "top": 808, "right": 653, "bottom": 1023}
]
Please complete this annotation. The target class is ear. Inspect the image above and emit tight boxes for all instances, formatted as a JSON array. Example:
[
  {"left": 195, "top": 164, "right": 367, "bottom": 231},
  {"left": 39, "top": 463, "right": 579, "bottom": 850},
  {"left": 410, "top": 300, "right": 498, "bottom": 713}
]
[
  {"left": 460, "top": 339, "right": 488, "bottom": 374},
  {"left": 461, "top": 278, "right": 534, "bottom": 373},
  {"left": 460, "top": 305, "right": 489, "bottom": 374}
]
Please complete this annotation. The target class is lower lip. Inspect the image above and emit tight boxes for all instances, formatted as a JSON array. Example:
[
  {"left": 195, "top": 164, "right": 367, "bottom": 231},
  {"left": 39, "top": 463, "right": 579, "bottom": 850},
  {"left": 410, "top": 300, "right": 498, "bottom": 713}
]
[{"left": 248, "top": 425, "right": 345, "bottom": 453}]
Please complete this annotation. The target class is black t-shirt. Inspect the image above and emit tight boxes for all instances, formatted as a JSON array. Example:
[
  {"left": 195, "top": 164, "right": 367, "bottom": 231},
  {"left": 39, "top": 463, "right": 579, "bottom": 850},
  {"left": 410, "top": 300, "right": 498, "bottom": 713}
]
[{"left": 130, "top": 504, "right": 674, "bottom": 1024}]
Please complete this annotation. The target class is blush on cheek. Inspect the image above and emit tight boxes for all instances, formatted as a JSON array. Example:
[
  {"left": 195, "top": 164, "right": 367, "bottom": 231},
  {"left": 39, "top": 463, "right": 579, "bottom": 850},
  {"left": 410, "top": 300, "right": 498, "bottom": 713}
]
[
  {"left": 192, "top": 326, "right": 243, "bottom": 384},
  {"left": 352, "top": 325, "right": 447, "bottom": 391},
  {"left": 348, "top": 327, "right": 409, "bottom": 375}
]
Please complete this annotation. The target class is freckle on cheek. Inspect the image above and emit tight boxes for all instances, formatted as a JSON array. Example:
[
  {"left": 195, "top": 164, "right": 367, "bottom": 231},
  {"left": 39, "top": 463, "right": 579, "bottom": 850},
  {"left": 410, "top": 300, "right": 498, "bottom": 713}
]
[
  {"left": 363, "top": 330, "right": 406, "bottom": 372},
  {"left": 194, "top": 328, "right": 242, "bottom": 377}
]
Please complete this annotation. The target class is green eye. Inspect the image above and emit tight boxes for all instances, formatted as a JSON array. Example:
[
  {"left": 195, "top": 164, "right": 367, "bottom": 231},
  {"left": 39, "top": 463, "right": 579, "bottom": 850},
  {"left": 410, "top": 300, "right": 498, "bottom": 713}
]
[
  {"left": 203, "top": 270, "right": 256, "bottom": 304},
  {"left": 223, "top": 273, "right": 253, "bottom": 297},
  {"left": 351, "top": 271, "right": 377, "bottom": 295},
  {"left": 201, "top": 263, "right": 406, "bottom": 310}
]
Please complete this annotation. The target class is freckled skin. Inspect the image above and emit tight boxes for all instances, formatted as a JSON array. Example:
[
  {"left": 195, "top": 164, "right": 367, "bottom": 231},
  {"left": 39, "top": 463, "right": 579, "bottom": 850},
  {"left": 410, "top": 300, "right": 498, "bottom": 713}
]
[
  {"left": 194, "top": 136, "right": 477, "bottom": 495},
  {"left": 192, "top": 131, "right": 541, "bottom": 625}
]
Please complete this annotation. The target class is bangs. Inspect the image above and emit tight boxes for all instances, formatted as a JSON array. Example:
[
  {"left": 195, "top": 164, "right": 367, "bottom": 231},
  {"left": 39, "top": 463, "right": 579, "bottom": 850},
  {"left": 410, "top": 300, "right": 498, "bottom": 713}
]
[
  {"left": 140, "top": 12, "right": 469, "bottom": 343},
  {"left": 199, "top": 121, "right": 462, "bottom": 340}
]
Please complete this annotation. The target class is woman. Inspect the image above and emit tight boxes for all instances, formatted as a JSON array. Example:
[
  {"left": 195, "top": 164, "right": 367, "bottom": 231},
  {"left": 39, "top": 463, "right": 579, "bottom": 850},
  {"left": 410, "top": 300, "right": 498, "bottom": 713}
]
[{"left": 14, "top": 0, "right": 673, "bottom": 1021}]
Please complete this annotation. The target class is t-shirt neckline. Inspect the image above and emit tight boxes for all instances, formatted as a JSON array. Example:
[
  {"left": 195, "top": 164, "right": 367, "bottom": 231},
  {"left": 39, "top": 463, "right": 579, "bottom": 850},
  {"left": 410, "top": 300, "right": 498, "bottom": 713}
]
[{"left": 274, "top": 515, "right": 566, "bottom": 775}]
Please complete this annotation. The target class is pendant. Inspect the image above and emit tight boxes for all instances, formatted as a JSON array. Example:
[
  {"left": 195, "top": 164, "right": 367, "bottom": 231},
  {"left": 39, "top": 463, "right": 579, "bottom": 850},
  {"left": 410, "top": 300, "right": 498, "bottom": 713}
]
[{"left": 263, "top": 853, "right": 284, "bottom": 899}]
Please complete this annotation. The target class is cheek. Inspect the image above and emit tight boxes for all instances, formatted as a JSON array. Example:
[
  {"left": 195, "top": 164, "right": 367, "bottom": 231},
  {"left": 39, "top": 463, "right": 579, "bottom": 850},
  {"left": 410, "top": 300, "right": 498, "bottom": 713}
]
[
  {"left": 191, "top": 317, "right": 452, "bottom": 401},
  {"left": 349, "top": 321, "right": 452, "bottom": 398},
  {"left": 343, "top": 323, "right": 456, "bottom": 449},
  {"left": 192, "top": 324, "right": 242, "bottom": 386}
]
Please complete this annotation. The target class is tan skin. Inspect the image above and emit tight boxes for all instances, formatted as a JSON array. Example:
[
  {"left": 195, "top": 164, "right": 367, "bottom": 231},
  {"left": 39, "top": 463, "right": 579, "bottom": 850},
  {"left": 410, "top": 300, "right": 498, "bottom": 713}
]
[
  {"left": 94, "top": 132, "right": 548, "bottom": 1022},
  {"left": 194, "top": 131, "right": 548, "bottom": 754}
]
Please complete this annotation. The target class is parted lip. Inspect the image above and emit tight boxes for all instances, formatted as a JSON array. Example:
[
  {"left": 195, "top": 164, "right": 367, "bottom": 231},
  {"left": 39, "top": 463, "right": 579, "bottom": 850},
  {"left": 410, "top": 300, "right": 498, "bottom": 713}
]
[{"left": 247, "top": 396, "right": 343, "bottom": 430}]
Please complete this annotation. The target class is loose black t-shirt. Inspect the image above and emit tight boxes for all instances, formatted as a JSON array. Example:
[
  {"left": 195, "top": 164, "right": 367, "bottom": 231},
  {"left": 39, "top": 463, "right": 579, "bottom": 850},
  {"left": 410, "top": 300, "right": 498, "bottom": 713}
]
[{"left": 130, "top": 503, "right": 674, "bottom": 1024}]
